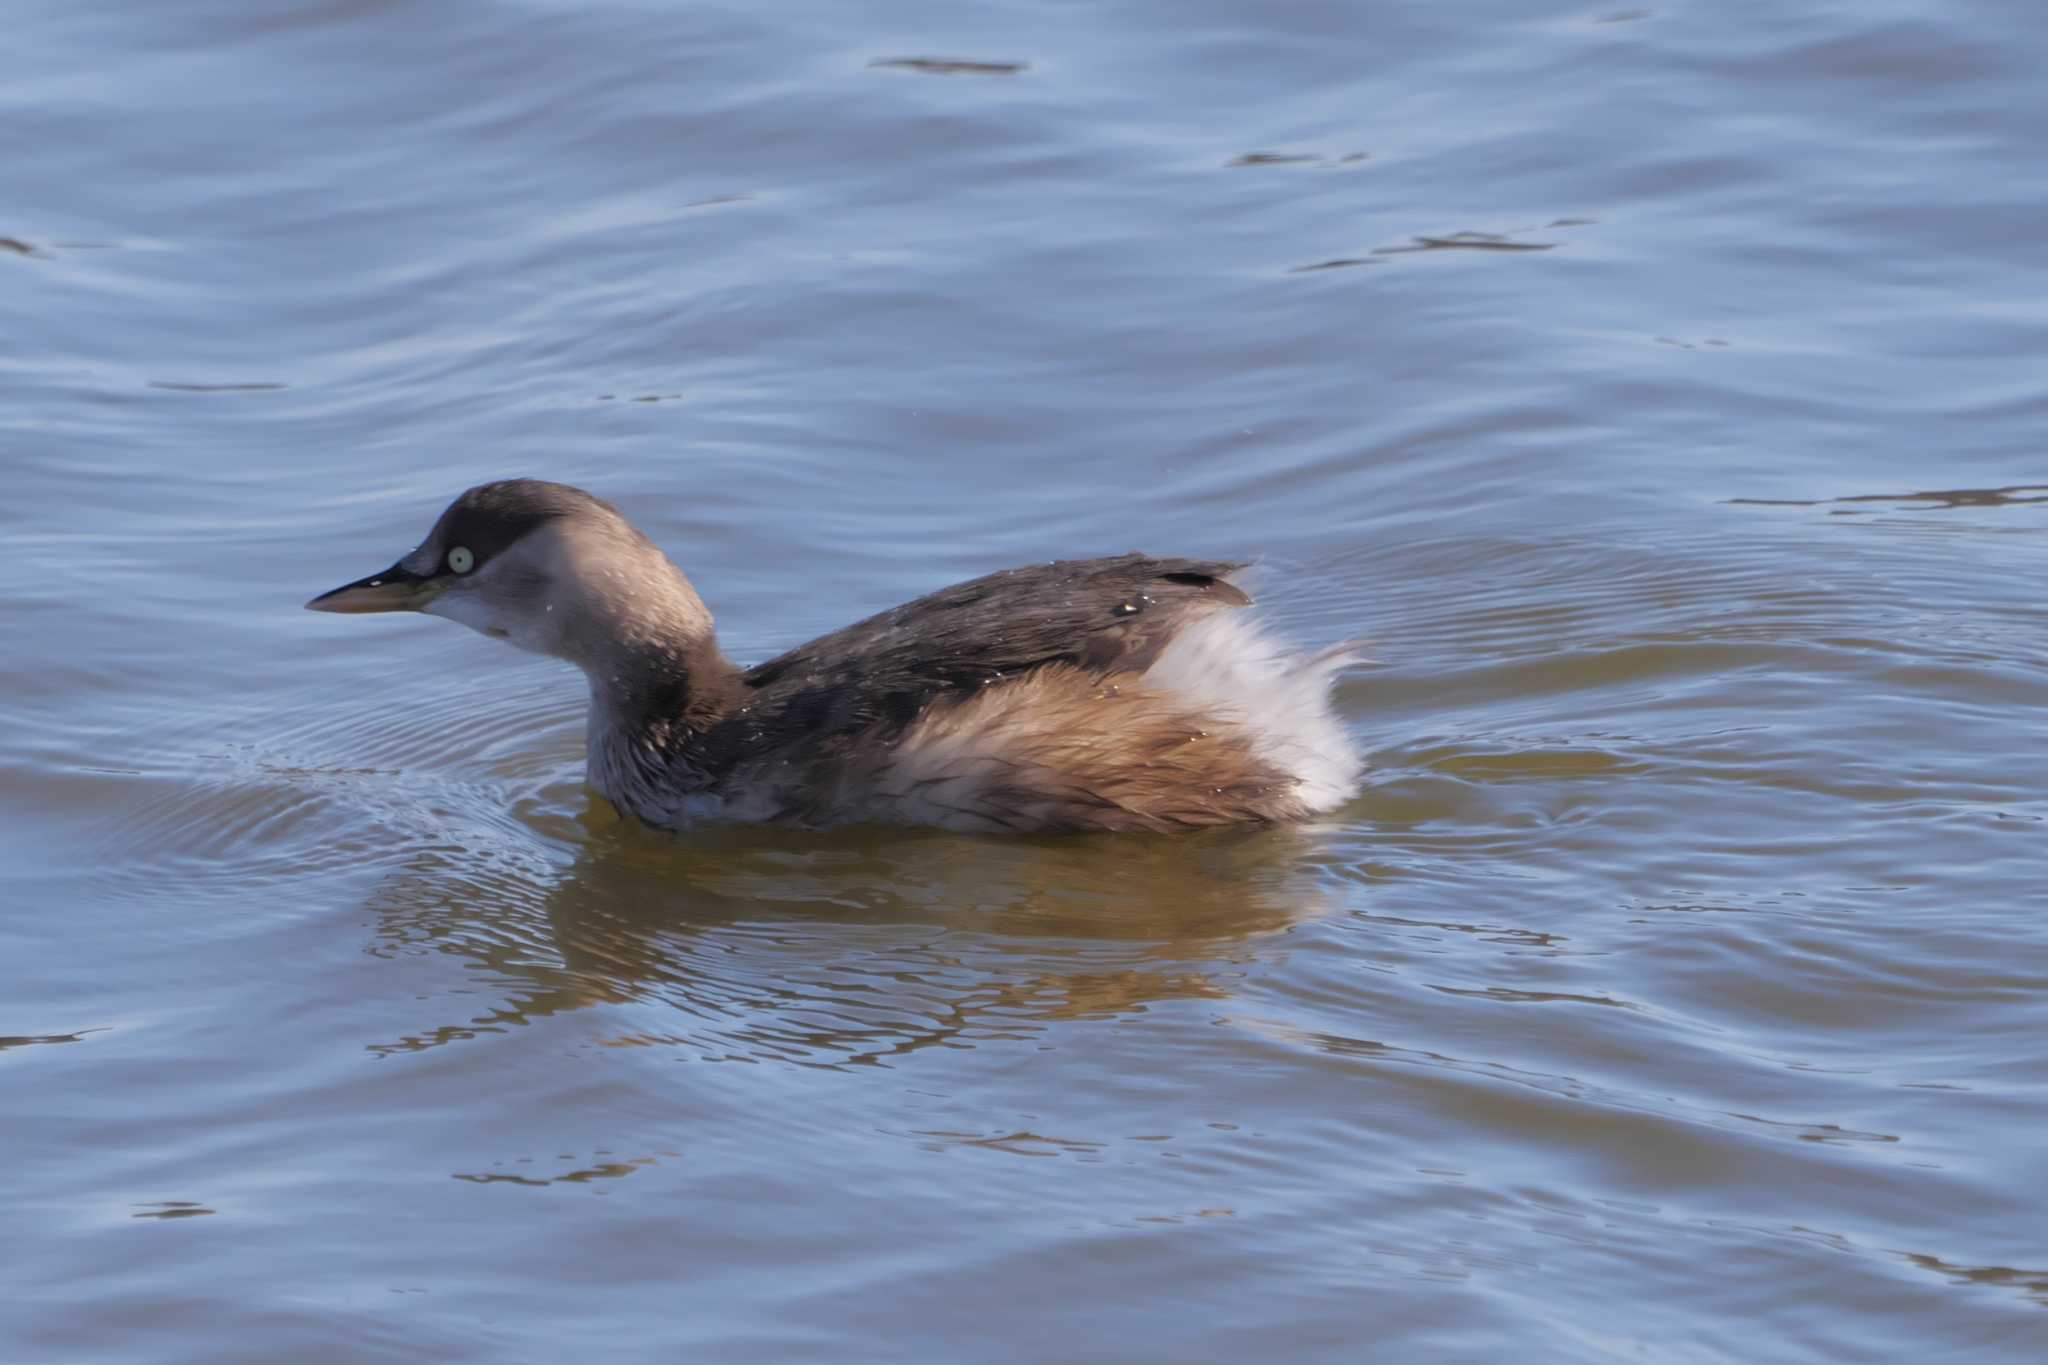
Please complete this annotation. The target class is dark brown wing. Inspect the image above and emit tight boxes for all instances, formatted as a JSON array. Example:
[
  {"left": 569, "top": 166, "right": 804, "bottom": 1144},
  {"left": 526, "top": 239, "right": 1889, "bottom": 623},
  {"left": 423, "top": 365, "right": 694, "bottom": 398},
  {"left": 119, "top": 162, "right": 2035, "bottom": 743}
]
[{"left": 698, "top": 554, "right": 1248, "bottom": 774}]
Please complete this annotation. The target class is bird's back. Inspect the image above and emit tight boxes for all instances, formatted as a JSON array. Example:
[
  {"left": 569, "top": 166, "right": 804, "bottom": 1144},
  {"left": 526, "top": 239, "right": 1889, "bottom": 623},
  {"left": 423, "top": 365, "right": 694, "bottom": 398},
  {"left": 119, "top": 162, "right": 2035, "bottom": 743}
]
[
  {"left": 709, "top": 553, "right": 1250, "bottom": 760},
  {"left": 685, "top": 554, "right": 1358, "bottom": 832}
]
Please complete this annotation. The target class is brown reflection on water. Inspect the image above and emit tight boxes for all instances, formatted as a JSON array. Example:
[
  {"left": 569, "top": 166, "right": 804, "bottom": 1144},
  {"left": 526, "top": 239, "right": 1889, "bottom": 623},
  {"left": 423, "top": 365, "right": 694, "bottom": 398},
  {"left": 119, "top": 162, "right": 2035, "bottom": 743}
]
[
  {"left": 359, "top": 813, "right": 1324, "bottom": 1065},
  {"left": 0, "top": 1031, "right": 97, "bottom": 1052},
  {"left": 1898, "top": 1251, "right": 2048, "bottom": 1308},
  {"left": 1731, "top": 485, "right": 2048, "bottom": 511},
  {"left": 452, "top": 1148, "right": 679, "bottom": 1187}
]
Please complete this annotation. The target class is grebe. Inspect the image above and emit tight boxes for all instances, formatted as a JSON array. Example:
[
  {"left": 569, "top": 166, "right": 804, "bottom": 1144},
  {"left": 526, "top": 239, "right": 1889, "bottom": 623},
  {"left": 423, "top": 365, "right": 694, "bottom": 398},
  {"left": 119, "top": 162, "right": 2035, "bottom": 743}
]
[{"left": 308, "top": 480, "right": 1360, "bottom": 832}]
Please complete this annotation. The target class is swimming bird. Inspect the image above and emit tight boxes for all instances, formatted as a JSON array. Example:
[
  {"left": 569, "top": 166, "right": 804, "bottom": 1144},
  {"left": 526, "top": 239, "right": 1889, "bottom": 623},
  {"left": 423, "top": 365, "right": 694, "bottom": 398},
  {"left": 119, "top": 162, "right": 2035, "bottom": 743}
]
[{"left": 307, "top": 480, "right": 1360, "bottom": 832}]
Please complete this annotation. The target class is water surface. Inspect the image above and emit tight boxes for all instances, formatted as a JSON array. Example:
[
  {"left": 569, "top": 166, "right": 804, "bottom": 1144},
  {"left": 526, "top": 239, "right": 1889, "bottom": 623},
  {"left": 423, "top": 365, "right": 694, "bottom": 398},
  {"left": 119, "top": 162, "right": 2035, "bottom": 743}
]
[{"left": 4, "top": 1, "right": 2045, "bottom": 1360}]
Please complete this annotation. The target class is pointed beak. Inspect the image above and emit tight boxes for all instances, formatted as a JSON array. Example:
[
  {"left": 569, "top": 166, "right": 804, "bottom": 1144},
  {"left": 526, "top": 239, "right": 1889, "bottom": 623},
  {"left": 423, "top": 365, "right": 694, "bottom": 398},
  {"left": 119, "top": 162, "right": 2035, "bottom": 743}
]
[{"left": 305, "top": 563, "right": 443, "bottom": 614}]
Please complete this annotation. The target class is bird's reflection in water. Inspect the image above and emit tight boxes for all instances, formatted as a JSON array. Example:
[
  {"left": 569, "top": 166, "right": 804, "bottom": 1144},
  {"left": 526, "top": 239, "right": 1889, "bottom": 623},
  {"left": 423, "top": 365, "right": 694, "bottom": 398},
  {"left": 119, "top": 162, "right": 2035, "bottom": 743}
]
[{"left": 361, "top": 802, "right": 1330, "bottom": 1065}]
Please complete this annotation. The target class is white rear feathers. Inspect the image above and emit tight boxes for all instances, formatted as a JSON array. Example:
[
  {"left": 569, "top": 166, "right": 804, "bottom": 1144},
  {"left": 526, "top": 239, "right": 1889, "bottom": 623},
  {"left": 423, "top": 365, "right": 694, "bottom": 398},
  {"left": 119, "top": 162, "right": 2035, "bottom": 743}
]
[{"left": 1142, "top": 611, "right": 1363, "bottom": 811}]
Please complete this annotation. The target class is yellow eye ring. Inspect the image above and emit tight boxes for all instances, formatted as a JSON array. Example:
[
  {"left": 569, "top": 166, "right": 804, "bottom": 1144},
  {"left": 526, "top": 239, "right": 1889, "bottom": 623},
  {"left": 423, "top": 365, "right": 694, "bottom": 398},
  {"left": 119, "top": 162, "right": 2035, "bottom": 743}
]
[{"left": 447, "top": 546, "right": 475, "bottom": 575}]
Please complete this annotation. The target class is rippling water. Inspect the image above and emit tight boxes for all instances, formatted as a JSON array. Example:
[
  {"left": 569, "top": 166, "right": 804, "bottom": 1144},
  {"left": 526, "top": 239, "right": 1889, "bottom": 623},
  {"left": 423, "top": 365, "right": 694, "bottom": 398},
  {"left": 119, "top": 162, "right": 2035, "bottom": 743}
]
[{"left": 5, "top": 1, "right": 2045, "bottom": 1360}]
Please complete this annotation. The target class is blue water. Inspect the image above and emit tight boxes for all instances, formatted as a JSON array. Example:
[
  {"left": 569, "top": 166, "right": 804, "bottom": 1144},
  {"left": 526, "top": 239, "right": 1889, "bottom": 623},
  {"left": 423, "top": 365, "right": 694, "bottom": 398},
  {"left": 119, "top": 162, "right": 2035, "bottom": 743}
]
[{"left": 4, "top": 1, "right": 2044, "bottom": 1360}]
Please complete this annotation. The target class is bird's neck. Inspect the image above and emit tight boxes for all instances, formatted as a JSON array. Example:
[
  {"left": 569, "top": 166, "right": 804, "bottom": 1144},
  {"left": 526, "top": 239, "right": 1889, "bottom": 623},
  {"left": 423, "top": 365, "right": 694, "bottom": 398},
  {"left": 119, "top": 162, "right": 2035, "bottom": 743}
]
[
  {"left": 585, "top": 631, "right": 746, "bottom": 737},
  {"left": 567, "top": 563, "right": 748, "bottom": 814}
]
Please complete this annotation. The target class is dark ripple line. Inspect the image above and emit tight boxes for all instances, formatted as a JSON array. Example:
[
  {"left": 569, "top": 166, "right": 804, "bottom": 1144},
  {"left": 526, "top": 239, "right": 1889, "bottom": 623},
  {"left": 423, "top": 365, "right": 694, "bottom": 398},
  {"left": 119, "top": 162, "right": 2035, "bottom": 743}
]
[
  {"left": 1259, "top": 1018, "right": 1913, "bottom": 1156},
  {"left": 1730, "top": 484, "right": 2048, "bottom": 511},
  {"left": 0, "top": 1029, "right": 102, "bottom": 1052}
]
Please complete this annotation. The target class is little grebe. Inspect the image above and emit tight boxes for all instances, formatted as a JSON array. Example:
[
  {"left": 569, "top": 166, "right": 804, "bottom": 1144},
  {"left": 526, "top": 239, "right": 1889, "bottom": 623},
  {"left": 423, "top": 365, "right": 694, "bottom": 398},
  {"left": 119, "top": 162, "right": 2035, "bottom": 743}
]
[{"left": 308, "top": 480, "right": 1360, "bottom": 832}]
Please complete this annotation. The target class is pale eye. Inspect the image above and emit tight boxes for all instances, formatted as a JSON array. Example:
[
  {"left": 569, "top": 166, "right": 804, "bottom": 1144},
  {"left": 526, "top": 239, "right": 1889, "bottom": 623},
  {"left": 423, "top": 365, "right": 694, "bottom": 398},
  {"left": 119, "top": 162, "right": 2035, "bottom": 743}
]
[{"left": 447, "top": 546, "right": 475, "bottom": 575}]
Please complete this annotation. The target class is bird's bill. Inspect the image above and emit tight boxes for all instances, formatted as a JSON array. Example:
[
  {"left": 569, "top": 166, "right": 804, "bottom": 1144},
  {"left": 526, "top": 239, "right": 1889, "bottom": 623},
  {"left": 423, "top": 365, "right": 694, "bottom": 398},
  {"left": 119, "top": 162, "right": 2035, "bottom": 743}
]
[{"left": 304, "top": 564, "right": 442, "bottom": 614}]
